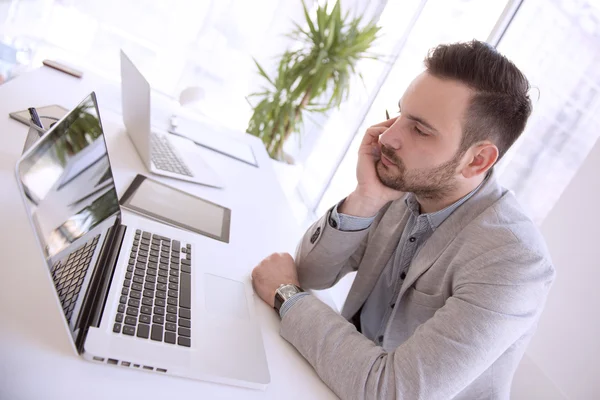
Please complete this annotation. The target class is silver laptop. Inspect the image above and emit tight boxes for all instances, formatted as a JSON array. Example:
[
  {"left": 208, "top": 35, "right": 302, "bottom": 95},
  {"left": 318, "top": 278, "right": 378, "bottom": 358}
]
[
  {"left": 120, "top": 50, "right": 223, "bottom": 188},
  {"left": 15, "top": 93, "right": 270, "bottom": 389}
]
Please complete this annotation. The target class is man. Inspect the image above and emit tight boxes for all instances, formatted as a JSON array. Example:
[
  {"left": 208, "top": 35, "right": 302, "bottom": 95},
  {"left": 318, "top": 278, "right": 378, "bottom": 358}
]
[{"left": 252, "top": 40, "right": 555, "bottom": 399}]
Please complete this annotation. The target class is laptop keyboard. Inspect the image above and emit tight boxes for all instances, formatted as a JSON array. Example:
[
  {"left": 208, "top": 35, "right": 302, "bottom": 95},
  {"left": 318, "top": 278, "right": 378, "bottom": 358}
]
[
  {"left": 151, "top": 133, "right": 194, "bottom": 177},
  {"left": 113, "top": 230, "right": 192, "bottom": 347},
  {"left": 51, "top": 234, "right": 101, "bottom": 323}
]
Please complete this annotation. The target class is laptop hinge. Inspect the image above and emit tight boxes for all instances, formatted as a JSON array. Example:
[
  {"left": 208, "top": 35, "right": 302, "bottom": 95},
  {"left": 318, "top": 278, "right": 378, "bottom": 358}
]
[{"left": 75, "top": 217, "right": 126, "bottom": 353}]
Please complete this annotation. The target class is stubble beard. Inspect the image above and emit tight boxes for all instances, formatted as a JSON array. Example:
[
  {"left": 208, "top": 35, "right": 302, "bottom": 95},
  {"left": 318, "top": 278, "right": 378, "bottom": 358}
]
[{"left": 375, "top": 145, "right": 462, "bottom": 201}]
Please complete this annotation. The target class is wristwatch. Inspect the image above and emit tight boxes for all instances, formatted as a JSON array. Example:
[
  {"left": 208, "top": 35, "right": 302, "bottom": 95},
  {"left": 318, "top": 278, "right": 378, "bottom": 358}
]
[{"left": 274, "top": 284, "right": 304, "bottom": 314}]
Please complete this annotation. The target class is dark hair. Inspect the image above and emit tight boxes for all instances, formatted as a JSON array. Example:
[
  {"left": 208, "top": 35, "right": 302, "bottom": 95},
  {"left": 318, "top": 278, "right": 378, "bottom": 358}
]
[{"left": 424, "top": 40, "right": 532, "bottom": 160}]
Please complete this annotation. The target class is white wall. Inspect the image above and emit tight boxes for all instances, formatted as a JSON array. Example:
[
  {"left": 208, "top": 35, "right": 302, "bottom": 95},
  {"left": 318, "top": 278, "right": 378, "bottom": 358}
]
[{"left": 511, "top": 137, "right": 600, "bottom": 399}]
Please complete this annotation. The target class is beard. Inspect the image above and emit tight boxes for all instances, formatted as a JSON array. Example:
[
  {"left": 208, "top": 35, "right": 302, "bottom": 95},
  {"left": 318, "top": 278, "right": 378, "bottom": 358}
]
[{"left": 376, "top": 144, "right": 462, "bottom": 200}]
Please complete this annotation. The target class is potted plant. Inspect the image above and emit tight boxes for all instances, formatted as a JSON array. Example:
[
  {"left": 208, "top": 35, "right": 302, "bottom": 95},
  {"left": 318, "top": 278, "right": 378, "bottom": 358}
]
[{"left": 246, "top": 0, "right": 380, "bottom": 162}]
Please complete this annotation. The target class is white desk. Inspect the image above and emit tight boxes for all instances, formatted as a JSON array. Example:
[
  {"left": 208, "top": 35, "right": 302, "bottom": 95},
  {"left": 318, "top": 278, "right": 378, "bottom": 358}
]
[{"left": 0, "top": 67, "right": 337, "bottom": 400}]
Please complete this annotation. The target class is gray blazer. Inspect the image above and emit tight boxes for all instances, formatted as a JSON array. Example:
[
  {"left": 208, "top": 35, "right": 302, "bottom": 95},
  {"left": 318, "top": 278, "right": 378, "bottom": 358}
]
[{"left": 280, "top": 174, "right": 555, "bottom": 399}]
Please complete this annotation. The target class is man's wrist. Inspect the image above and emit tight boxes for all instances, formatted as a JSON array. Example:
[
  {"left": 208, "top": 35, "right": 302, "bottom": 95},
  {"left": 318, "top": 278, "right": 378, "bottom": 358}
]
[{"left": 338, "top": 190, "right": 387, "bottom": 218}]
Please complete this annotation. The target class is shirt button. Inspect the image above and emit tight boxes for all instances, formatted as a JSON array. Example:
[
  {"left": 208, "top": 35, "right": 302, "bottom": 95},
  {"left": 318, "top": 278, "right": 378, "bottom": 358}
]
[
  {"left": 409, "top": 237, "right": 416, "bottom": 242},
  {"left": 391, "top": 303, "right": 395, "bottom": 309},
  {"left": 378, "top": 335, "right": 384, "bottom": 343},
  {"left": 400, "top": 271, "right": 407, "bottom": 280},
  {"left": 330, "top": 219, "right": 338, "bottom": 228}
]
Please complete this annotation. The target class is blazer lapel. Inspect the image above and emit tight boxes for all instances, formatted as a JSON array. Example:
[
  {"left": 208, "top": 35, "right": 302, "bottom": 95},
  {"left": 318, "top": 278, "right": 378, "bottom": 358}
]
[
  {"left": 341, "top": 200, "right": 411, "bottom": 320},
  {"left": 399, "top": 174, "right": 505, "bottom": 299}
]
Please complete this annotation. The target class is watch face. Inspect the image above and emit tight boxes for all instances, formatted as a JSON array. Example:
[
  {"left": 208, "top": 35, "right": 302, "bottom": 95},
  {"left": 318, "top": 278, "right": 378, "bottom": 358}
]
[{"left": 280, "top": 285, "right": 299, "bottom": 299}]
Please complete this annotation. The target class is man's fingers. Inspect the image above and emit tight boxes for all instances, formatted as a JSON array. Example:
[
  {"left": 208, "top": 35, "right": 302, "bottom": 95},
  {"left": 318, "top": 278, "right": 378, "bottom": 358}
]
[
  {"left": 372, "top": 115, "right": 399, "bottom": 128},
  {"left": 360, "top": 125, "right": 389, "bottom": 147}
]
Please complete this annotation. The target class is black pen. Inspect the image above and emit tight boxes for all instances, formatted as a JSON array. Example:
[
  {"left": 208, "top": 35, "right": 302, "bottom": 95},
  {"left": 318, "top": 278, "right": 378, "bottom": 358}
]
[
  {"left": 28, "top": 107, "right": 45, "bottom": 130},
  {"left": 385, "top": 109, "right": 390, "bottom": 120}
]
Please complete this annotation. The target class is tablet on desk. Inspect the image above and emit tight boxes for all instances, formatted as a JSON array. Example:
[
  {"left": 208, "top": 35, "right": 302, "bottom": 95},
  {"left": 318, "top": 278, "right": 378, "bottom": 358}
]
[{"left": 120, "top": 174, "right": 231, "bottom": 243}]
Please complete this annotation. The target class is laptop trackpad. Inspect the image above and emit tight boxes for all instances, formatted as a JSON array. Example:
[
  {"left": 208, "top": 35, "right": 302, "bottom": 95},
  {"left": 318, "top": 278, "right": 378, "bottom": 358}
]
[{"left": 204, "top": 274, "right": 249, "bottom": 320}]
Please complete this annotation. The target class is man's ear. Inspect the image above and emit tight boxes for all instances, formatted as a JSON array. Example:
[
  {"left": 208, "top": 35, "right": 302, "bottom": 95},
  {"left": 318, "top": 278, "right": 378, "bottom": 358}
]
[{"left": 461, "top": 142, "right": 498, "bottom": 179}]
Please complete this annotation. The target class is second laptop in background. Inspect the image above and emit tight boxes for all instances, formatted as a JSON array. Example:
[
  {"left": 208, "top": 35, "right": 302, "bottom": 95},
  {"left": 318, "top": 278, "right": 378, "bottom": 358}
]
[{"left": 120, "top": 50, "right": 224, "bottom": 188}]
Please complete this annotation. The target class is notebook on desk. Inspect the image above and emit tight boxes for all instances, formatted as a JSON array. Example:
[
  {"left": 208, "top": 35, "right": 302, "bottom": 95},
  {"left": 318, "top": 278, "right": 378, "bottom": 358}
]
[{"left": 15, "top": 92, "right": 270, "bottom": 389}]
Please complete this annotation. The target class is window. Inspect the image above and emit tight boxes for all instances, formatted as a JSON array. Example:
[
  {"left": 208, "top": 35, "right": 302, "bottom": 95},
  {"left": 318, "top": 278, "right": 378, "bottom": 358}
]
[{"left": 495, "top": 0, "right": 600, "bottom": 224}]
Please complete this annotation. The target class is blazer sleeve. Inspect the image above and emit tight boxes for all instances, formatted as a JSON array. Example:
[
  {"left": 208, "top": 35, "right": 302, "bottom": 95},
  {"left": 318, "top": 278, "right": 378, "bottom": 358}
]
[
  {"left": 281, "top": 243, "right": 555, "bottom": 400},
  {"left": 295, "top": 203, "right": 389, "bottom": 290}
]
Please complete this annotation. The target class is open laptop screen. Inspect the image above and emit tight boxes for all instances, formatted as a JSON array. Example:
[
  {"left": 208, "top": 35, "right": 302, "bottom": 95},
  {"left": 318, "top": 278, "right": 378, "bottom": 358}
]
[{"left": 16, "top": 93, "right": 120, "bottom": 330}]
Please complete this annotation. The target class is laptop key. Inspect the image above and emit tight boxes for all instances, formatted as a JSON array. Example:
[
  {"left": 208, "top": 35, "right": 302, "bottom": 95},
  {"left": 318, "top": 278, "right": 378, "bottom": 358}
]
[
  {"left": 143, "top": 289, "right": 154, "bottom": 298},
  {"left": 139, "top": 314, "right": 151, "bottom": 324},
  {"left": 157, "top": 276, "right": 168, "bottom": 284},
  {"left": 142, "top": 232, "right": 151, "bottom": 240},
  {"left": 153, "top": 315, "right": 165, "bottom": 324},
  {"left": 118, "top": 304, "right": 125, "bottom": 313},
  {"left": 168, "top": 289, "right": 178, "bottom": 298},
  {"left": 181, "top": 264, "right": 191, "bottom": 274},
  {"left": 142, "top": 297, "right": 153, "bottom": 306},
  {"left": 167, "top": 305, "right": 177, "bottom": 315},
  {"left": 120, "top": 295, "right": 127, "bottom": 304},
  {"left": 145, "top": 275, "right": 157, "bottom": 283},
  {"left": 164, "top": 331, "right": 176, "bottom": 344},
  {"left": 123, "top": 326, "right": 135, "bottom": 336},
  {"left": 154, "top": 306, "right": 165, "bottom": 316},
  {"left": 141, "top": 306, "right": 152, "bottom": 315},
  {"left": 151, "top": 324, "right": 163, "bottom": 341},
  {"left": 144, "top": 282, "right": 155, "bottom": 291},
  {"left": 165, "top": 322, "right": 176, "bottom": 332},
  {"left": 155, "top": 298, "right": 166, "bottom": 307},
  {"left": 137, "top": 323, "right": 150, "bottom": 339},
  {"left": 173, "top": 240, "right": 181, "bottom": 251},
  {"left": 113, "top": 323, "right": 121, "bottom": 333},
  {"left": 179, "top": 308, "right": 190, "bottom": 319},
  {"left": 115, "top": 313, "right": 124, "bottom": 323},
  {"left": 179, "top": 318, "right": 190, "bottom": 328},
  {"left": 125, "top": 315, "right": 137, "bottom": 325},
  {"left": 128, "top": 298, "right": 140, "bottom": 308},
  {"left": 126, "top": 307, "right": 139, "bottom": 316},
  {"left": 133, "top": 276, "right": 144, "bottom": 284},
  {"left": 178, "top": 327, "right": 191, "bottom": 337},
  {"left": 177, "top": 337, "right": 191, "bottom": 347},
  {"left": 180, "top": 272, "right": 191, "bottom": 309},
  {"left": 166, "top": 314, "right": 176, "bottom": 323},
  {"left": 167, "top": 298, "right": 178, "bottom": 306},
  {"left": 130, "top": 291, "right": 141, "bottom": 300},
  {"left": 168, "top": 283, "right": 178, "bottom": 291}
]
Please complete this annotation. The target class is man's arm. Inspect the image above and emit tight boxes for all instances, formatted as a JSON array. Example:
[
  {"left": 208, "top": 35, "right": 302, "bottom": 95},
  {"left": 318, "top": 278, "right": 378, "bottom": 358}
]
[
  {"left": 281, "top": 244, "right": 555, "bottom": 400},
  {"left": 295, "top": 196, "right": 391, "bottom": 290}
]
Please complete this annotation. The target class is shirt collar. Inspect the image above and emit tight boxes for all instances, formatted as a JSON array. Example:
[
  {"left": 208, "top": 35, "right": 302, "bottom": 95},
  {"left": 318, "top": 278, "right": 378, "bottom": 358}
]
[{"left": 404, "top": 173, "right": 490, "bottom": 230}]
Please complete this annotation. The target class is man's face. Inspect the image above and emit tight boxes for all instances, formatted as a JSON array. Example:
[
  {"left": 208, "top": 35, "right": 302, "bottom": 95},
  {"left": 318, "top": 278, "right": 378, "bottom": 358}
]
[{"left": 377, "top": 72, "right": 473, "bottom": 200}]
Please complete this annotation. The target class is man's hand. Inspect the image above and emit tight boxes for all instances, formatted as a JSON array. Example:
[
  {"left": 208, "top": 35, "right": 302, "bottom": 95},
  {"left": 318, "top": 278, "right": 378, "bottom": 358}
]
[
  {"left": 251, "top": 253, "right": 300, "bottom": 308},
  {"left": 339, "top": 117, "right": 406, "bottom": 217}
]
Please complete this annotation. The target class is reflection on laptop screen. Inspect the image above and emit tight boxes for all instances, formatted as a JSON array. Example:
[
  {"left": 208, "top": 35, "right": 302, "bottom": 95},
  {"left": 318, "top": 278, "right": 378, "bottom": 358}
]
[{"left": 17, "top": 93, "right": 120, "bottom": 330}]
